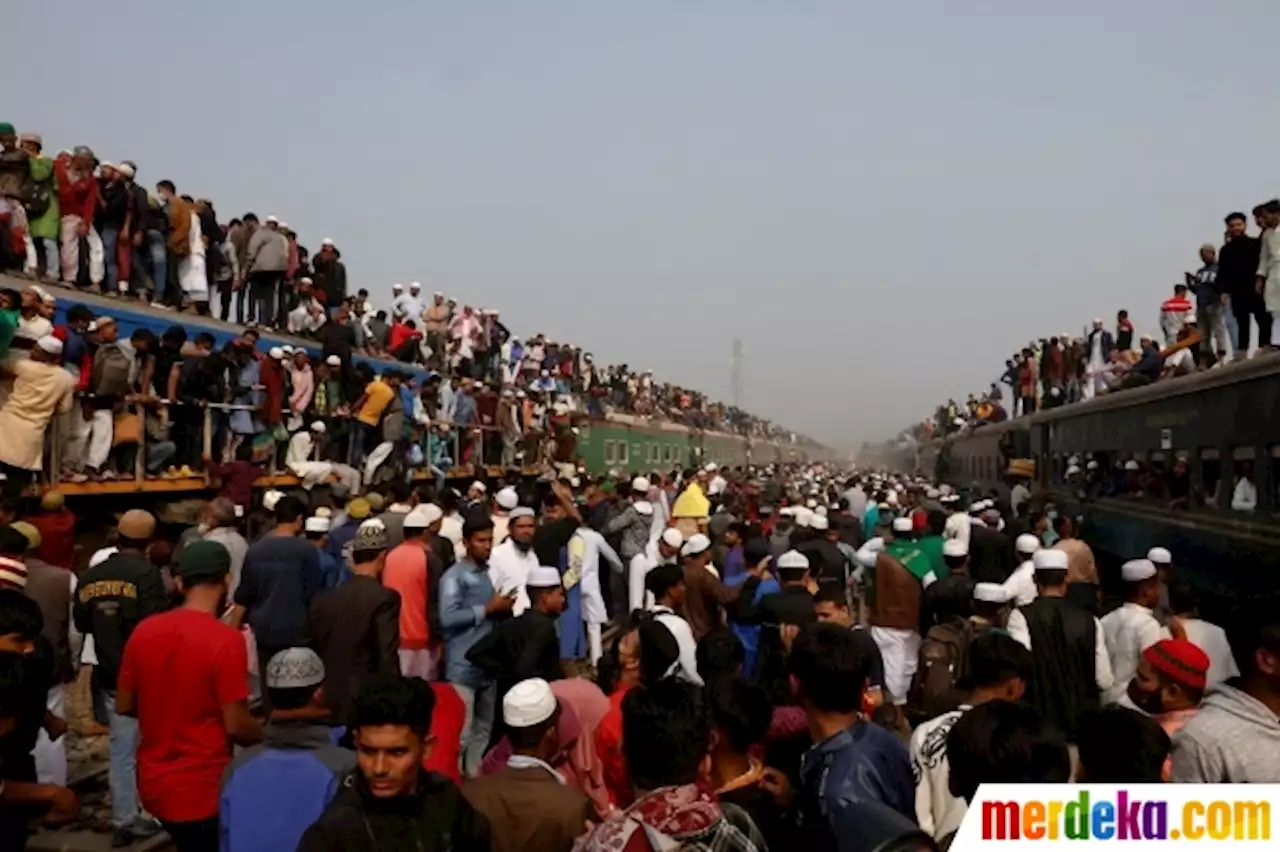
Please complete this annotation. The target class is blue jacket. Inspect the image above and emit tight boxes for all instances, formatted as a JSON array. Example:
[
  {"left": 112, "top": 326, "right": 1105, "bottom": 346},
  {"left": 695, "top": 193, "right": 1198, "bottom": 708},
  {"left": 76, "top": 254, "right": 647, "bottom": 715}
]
[
  {"left": 220, "top": 720, "right": 356, "bottom": 852},
  {"left": 799, "top": 721, "right": 916, "bottom": 845},
  {"left": 726, "top": 574, "right": 779, "bottom": 678},
  {"left": 439, "top": 558, "right": 496, "bottom": 688}
]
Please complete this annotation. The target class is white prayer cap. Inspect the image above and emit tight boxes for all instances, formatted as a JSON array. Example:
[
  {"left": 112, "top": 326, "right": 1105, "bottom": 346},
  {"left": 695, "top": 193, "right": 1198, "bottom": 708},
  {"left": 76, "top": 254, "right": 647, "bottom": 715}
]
[
  {"left": 1068, "top": 455, "right": 1080, "bottom": 465},
  {"left": 778, "top": 506, "right": 795, "bottom": 518},
  {"left": 1087, "top": 460, "right": 1099, "bottom": 470},
  {"left": 631, "top": 476, "right": 651, "bottom": 493},
  {"left": 1032, "top": 549, "right": 1069, "bottom": 571},
  {"left": 315, "top": 507, "right": 332, "bottom": 519},
  {"left": 776, "top": 550, "right": 810, "bottom": 571},
  {"left": 281, "top": 344, "right": 295, "bottom": 354},
  {"left": 434, "top": 290, "right": 444, "bottom": 297},
  {"left": 681, "top": 533, "right": 711, "bottom": 557},
  {"left": 925, "top": 488, "right": 940, "bottom": 499},
  {"left": 1015, "top": 534, "right": 1042, "bottom": 555},
  {"left": 89, "top": 546, "right": 119, "bottom": 569},
  {"left": 973, "top": 583, "right": 1011, "bottom": 604},
  {"left": 409, "top": 281, "right": 421, "bottom": 290},
  {"left": 660, "top": 528, "right": 684, "bottom": 549},
  {"left": 968, "top": 502, "right": 985, "bottom": 514},
  {"left": 322, "top": 237, "right": 334, "bottom": 246},
  {"left": 495, "top": 487, "right": 519, "bottom": 510},
  {"left": 35, "top": 335, "right": 63, "bottom": 355},
  {"left": 326, "top": 355, "right": 341, "bottom": 367},
  {"left": 1121, "top": 558, "right": 1158, "bottom": 583},
  {"left": 634, "top": 500, "right": 654, "bottom": 517},
  {"left": 810, "top": 514, "right": 829, "bottom": 531},
  {"left": 503, "top": 678, "right": 557, "bottom": 728},
  {"left": 509, "top": 506, "right": 536, "bottom": 520},
  {"left": 892, "top": 517, "right": 913, "bottom": 532},
  {"left": 527, "top": 566, "right": 563, "bottom": 589},
  {"left": 1124, "top": 460, "right": 1140, "bottom": 471},
  {"left": 304, "top": 516, "right": 330, "bottom": 533},
  {"left": 310, "top": 421, "right": 327, "bottom": 433},
  {"left": 705, "top": 462, "right": 718, "bottom": 472},
  {"left": 262, "top": 489, "right": 285, "bottom": 512},
  {"left": 1066, "top": 465, "right": 1081, "bottom": 477},
  {"left": 943, "top": 539, "right": 968, "bottom": 558},
  {"left": 265, "top": 215, "right": 279, "bottom": 224},
  {"left": 793, "top": 508, "right": 813, "bottom": 528},
  {"left": 403, "top": 505, "right": 433, "bottom": 529},
  {"left": 940, "top": 494, "right": 959, "bottom": 505},
  {"left": 268, "top": 346, "right": 285, "bottom": 360},
  {"left": 1147, "top": 547, "right": 1172, "bottom": 565},
  {"left": 418, "top": 504, "right": 444, "bottom": 527},
  {"left": 864, "top": 537, "right": 885, "bottom": 553}
]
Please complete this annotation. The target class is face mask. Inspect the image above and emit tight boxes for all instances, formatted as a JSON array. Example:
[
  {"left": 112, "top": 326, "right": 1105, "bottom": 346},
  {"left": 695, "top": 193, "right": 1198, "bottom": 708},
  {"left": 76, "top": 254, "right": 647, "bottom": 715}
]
[{"left": 1127, "top": 679, "right": 1165, "bottom": 715}]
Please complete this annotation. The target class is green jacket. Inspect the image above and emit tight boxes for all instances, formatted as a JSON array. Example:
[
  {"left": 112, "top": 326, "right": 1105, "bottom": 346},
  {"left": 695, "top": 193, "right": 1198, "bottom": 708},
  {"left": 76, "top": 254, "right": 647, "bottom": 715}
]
[
  {"left": 26, "top": 156, "right": 59, "bottom": 240},
  {"left": 916, "top": 535, "right": 948, "bottom": 579},
  {"left": 0, "top": 308, "right": 19, "bottom": 359}
]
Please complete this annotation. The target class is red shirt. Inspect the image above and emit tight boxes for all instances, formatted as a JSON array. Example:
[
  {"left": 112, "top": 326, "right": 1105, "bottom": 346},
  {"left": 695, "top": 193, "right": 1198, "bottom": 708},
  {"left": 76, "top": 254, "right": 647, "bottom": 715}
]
[
  {"left": 118, "top": 608, "right": 249, "bottom": 822},
  {"left": 29, "top": 509, "right": 77, "bottom": 569},
  {"left": 53, "top": 155, "right": 99, "bottom": 222},
  {"left": 595, "top": 685, "right": 633, "bottom": 807},
  {"left": 423, "top": 681, "right": 465, "bottom": 783},
  {"left": 388, "top": 323, "right": 420, "bottom": 353},
  {"left": 383, "top": 542, "right": 430, "bottom": 650}
]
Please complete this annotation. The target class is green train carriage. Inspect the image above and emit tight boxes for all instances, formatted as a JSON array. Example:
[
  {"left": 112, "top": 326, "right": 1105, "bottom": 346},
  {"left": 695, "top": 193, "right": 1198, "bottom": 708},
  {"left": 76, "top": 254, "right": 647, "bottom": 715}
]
[{"left": 577, "top": 417, "right": 774, "bottom": 475}]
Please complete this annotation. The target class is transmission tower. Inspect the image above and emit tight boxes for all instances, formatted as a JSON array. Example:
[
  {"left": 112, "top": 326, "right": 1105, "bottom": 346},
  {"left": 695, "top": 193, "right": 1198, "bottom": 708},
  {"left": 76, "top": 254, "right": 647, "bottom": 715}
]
[{"left": 730, "top": 338, "right": 743, "bottom": 410}]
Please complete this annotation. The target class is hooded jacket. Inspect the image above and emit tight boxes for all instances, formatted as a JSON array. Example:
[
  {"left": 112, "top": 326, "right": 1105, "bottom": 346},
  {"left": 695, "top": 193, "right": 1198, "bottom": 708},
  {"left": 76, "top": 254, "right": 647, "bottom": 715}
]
[{"left": 1170, "top": 682, "right": 1280, "bottom": 783}]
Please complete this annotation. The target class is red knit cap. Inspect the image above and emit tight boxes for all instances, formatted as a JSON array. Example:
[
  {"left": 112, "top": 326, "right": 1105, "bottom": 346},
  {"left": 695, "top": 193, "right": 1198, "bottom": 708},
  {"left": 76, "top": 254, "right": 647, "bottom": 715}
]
[{"left": 1143, "top": 638, "right": 1210, "bottom": 690}]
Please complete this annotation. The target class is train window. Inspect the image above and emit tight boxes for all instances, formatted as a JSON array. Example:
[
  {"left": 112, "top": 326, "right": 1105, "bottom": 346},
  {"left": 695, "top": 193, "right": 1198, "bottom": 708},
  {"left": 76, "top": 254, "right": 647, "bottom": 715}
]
[
  {"left": 618, "top": 441, "right": 630, "bottom": 466},
  {"left": 1271, "top": 445, "right": 1280, "bottom": 515},
  {"left": 1228, "top": 446, "right": 1257, "bottom": 514},
  {"left": 1198, "top": 448, "right": 1221, "bottom": 509},
  {"left": 662, "top": 445, "right": 671, "bottom": 464},
  {"left": 1143, "top": 451, "right": 1167, "bottom": 502},
  {"left": 1167, "top": 451, "right": 1191, "bottom": 510},
  {"left": 604, "top": 441, "right": 616, "bottom": 465}
]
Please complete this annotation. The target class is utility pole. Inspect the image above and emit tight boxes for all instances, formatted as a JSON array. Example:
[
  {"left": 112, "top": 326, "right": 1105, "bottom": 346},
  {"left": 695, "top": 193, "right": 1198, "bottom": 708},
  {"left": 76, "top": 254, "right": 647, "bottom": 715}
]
[{"left": 731, "top": 339, "right": 750, "bottom": 463}]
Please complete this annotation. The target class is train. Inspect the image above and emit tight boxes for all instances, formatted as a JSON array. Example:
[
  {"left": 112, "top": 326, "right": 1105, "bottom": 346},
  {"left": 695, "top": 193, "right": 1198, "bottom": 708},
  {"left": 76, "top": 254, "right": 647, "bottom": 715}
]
[
  {"left": 575, "top": 413, "right": 810, "bottom": 475},
  {"left": 900, "top": 354, "right": 1280, "bottom": 612}
]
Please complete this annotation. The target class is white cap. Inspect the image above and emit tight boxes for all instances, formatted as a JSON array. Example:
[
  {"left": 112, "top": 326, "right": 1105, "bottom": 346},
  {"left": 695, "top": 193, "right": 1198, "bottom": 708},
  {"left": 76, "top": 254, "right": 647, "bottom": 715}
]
[
  {"left": 925, "top": 488, "right": 940, "bottom": 499},
  {"left": 1086, "top": 460, "right": 1100, "bottom": 470},
  {"left": 268, "top": 346, "right": 285, "bottom": 360},
  {"left": 1032, "top": 549, "right": 1069, "bottom": 571},
  {"left": 941, "top": 494, "right": 960, "bottom": 505},
  {"left": 776, "top": 550, "right": 810, "bottom": 570},
  {"left": 310, "top": 421, "right": 327, "bottom": 433},
  {"left": 1066, "top": 465, "right": 1081, "bottom": 477},
  {"left": 809, "top": 514, "right": 829, "bottom": 531},
  {"left": 409, "top": 281, "right": 421, "bottom": 290},
  {"left": 634, "top": 500, "right": 654, "bottom": 516},
  {"left": 1121, "top": 559, "right": 1158, "bottom": 583},
  {"left": 892, "top": 517, "right": 913, "bottom": 532},
  {"left": 660, "top": 528, "right": 684, "bottom": 550},
  {"left": 495, "top": 487, "right": 519, "bottom": 510},
  {"left": 631, "top": 476, "right": 651, "bottom": 493},
  {"left": 470, "top": 480, "right": 487, "bottom": 494},
  {"left": 265, "top": 215, "right": 279, "bottom": 224},
  {"left": 969, "top": 502, "right": 985, "bottom": 514},
  {"left": 89, "top": 546, "right": 119, "bottom": 569},
  {"left": 392, "top": 282, "right": 404, "bottom": 291},
  {"left": 509, "top": 506, "right": 536, "bottom": 520},
  {"left": 1015, "top": 534, "right": 1042, "bottom": 555},
  {"left": 403, "top": 505, "right": 433, "bottom": 529},
  {"left": 705, "top": 462, "right": 718, "bottom": 472},
  {"left": 1147, "top": 547, "right": 1172, "bottom": 565},
  {"left": 1124, "top": 460, "right": 1140, "bottom": 471},
  {"left": 681, "top": 533, "right": 711, "bottom": 557},
  {"left": 527, "top": 566, "right": 563, "bottom": 588},
  {"left": 36, "top": 335, "right": 63, "bottom": 355},
  {"left": 973, "top": 583, "right": 1011, "bottom": 604},
  {"left": 794, "top": 507, "right": 813, "bottom": 528},
  {"left": 322, "top": 237, "right": 334, "bottom": 246},
  {"left": 943, "top": 539, "right": 968, "bottom": 558},
  {"left": 326, "top": 355, "right": 342, "bottom": 367},
  {"left": 503, "top": 678, "right": 557, "bottom": 728},
  {"left": 262, "top": 489, "right": 285, "bottom": 512},
  {"left": 315, "top": 507, "right": 333, "bottom": 519},
  {"left": 304, "top": 516, "right": 330, "bottom": 533},
  {"left": 1068, "top": 455, "right": 1080, "bottom": 466},
  {"left": 281, "top": 345, "right": 295, "bottom": 354}
]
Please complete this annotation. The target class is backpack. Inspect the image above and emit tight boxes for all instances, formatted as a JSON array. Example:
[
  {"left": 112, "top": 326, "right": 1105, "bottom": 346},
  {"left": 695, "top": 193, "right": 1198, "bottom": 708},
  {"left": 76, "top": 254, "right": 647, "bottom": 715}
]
[
  {"left": 908, "top": 617, "right": 975, "bottom": 723},
  {"left": 21, "top": 176, "right": 51, "bottom": 220},
  {"left": 92, "top": 344, "right": 133, "bottom": 398}
]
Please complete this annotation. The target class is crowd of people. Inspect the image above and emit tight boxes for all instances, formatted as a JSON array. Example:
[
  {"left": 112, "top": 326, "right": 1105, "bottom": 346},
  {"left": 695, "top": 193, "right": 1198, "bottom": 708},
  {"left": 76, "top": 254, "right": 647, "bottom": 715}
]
[
  {"left": 915, "top": 203, "right": 1280, "bottom": 439},
  {"left": 2, "top": 460, "right": 1274, "bottom": 852},
  {"left": 0, "top": 122, "right": 805, "bottom": 491}
]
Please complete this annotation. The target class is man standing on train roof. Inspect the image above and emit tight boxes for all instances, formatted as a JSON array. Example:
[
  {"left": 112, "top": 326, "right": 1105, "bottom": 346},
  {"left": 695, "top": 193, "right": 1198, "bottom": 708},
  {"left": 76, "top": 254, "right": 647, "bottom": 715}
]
[
  {"left": 1006, "top": 548, "right": 1113, "bottom": 742},
  {"left": 1100, "top": 559, "right": 1167, "bottom": 706},
  {"left": 1001, "top": 534, "right": 1042, "bottom": 608},
  {"left": 869, "top": 517, "right": 933, "bottom": 714}
]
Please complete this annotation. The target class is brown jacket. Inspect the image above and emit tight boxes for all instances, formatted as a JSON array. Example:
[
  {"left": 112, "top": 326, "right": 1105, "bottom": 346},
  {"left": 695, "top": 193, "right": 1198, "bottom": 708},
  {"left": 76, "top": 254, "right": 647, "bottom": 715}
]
[
  {"left": 463, "top": 765, "right": 597, "bottom": 852},
  {"left": 868, "top": 552, "right": 921, "bottom": 632},
  {"left": 25, "top": 558, "right": 75, "bottom": 684},
  {"left": 166, "top": 196, "right": 196, "bottom": 256},
  {"left": 681, "top": 563, "right": 744, "bottom": 641}
]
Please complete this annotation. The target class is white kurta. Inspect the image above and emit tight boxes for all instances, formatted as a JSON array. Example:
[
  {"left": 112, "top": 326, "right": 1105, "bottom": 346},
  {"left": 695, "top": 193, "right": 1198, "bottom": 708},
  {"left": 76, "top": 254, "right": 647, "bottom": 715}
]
[
  {"left": 0, "top": 359, "right": 76, "bottom": 470},
  {"left": 651, "top": 606, "right": 703, "bottom": 686},
  {"left": 487, "top": 538, "right": 540, "bottom": 616},
  {"left": 1257, "top": 226, "right": 1280, "bottom": 313},
  {"left": 1099, "top": 602, "right": 1167, "bottom": 705},
  {"left": 573, "top": 527, "right": 624, "bottom": 626},
  {"left": 943, "top": 513, "right": 970, "bottom": 547},
  {"left": 1002, "top": 559, "right": 1038, "bottom": 607},
  {"left": 1182, "top": 618, "right": 1239, "bottom": 689},
  {"left": 178, "top": 212, "right": 207, "bottom": 301},
  {"left": 910, "top": 706, "right": 970, "bottom": 839},
  {"left": 870, "top": 626, "right": 922, "bottom": 706}
]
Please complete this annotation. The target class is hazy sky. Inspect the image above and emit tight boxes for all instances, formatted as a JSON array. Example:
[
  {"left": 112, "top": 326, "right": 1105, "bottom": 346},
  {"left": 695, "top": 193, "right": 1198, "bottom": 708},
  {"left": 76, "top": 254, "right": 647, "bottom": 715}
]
[{"left": 12, "top": 3, "right": 1275, "bottom": 446}]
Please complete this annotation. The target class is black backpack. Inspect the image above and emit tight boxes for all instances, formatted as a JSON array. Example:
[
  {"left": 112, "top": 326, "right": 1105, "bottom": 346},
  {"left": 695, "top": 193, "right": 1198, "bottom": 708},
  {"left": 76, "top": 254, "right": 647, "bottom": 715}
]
[{"left": 908, "top": 617, "right": 976, "bottom": 723}]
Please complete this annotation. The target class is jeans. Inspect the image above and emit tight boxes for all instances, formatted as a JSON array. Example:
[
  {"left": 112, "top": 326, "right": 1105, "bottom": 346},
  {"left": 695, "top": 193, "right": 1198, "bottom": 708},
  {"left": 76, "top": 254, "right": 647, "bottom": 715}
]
[
  {"left": 101, "top": 227, "right": 120, "bottom": 293},
  {"left": 453, "top": 681, "right": 497, "bottom": 777},
  {"left": 219, "top": 281, "right": 246, "bottom": 324},
  {"left": 103, "top": 689, "right": 141, "bottom": 827},
  {"left": 141, "top": 230, "right": 168, "bottom": 302},
  {"left": 248, "top": 271, "right": 281, "bottom": 327}
]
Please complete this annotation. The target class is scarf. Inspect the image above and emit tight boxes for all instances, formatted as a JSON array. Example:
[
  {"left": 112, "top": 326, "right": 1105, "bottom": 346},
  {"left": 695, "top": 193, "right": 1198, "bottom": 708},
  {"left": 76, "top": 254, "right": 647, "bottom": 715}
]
[{"left": 581, "top": 783, "right": 723, "bottom": 852}]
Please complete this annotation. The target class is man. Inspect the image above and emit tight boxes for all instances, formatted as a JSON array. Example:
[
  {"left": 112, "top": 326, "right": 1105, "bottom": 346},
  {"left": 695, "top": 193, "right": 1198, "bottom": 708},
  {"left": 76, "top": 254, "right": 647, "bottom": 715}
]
[
  {"left": 73, "top": 509, "right": 167, "bottom": 845},
  {"left": 569, "top": 520, "right": 624, "bottom": 665},
  {"left": 490, "top": 486, "right": 518, "bottom": 546},
  {"left": 116, "top": 541, "right": 262, "bottom": 850},
  {"left": 382, "top": 505, "right": 442, "bottom": 680},
  {"left": 1219, "top": 210, "right": 1269, "bottom": 354},
  {"left": 1001, "top": 533, "right": 1041, "bottom": 607},
  {"left": 1053, "top": 515, "right": 1098, "bottom": 612},
  {"left": 790, "top": 623, "right": 915, "bottom": 840},
  {"left": 814, "top": 584, "right": 886, "bottom": 709},
  {"left": 462, "top": 678, "right": 597, "bottom": 852},
  {"left": 183, "top": 497, "right": 249, "bottom": 598},
  {"left": 54, "top": 146, "right": 104, "bottom": 290},
  {"left": 967, "top": 506, "right": 1011, "bottom": 584},
  {"left": 797, "top": 513, "right": 850, "bottom": 590},
  {"left": 240, "top": 214, "right": 288, "bottom": 327},
  {"left": 374, "top": 481, "right": 414, "bottom": 549},
  {"left": 910, "top": 632, "right": 1032, "bottom": 841},
  {"left": 1084, "top": 318, "right": 1114, "bottom": 399},
  {"left": 629, "top": 527, "right": 681, "bottom": 613},
  {"left": 1127, "top": 638, "right": 1209, "bottom": 748},
  {"left": 440, "top": 516, "right": 513, "bottom": 776},
  {"left": 310, "top": 520, "right": 401, "bottom": 728},
  {"left": 1257, "top": 199, "right": 1280, "bottom": 339},
  {"left": 297, "top": 676, "right": 491, "bottom": 850},
  {"left": 577, "top": 680, "right": 765, "bottom": 852},
  {"left": 941, "top": 496, "right": 969, "bottom": 549},
  {"left": 220, "top": 648, "right": 355, "bottom": 852},
  {"left": 869, "top": 518, "right": 932, "bottom": 710},
  {"left": 1189, "top": 242, "right": 1230, "bottom": 361},
  {"left": 601, "top": 477, "right": 655, "bottom": 566},
  {"left": 1170, "top": 604, "right": 1280, "bottom": 783},
  {"left": 679, "top": 533, "right": 746, "bottom": 641},
  {"left": 1160, "top": 283, "right": 1194, "bottom": 346},
  {"left": 311, "top": 238, "right": 347, "bottom": 307},
  {"left": 487, "top": 506, "right": 539, "bottom": 615},
  {"left": 233, "top": 496, "right": 323, "bottom": 701},
  {"left": 1099, "top": 558, "right": 1167, "bottom": 705},
  {"left": 646, "top": 563, "right": 703, "bottom": 685},
  {"left": 1006, "top": 549, "right": 1114, "bottom": 740},
  {"left": 1166, "top": 580, "right": 1238, "bottom": 688},
  {"left": 1074, "top": 705, "right": 1171, "bottom": 784},
  {"left": 0, "top": 334, "right": 73, "bottom": 486},
  {"left": 467, "top": 566, "right": 565, "bottom": 702}
]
